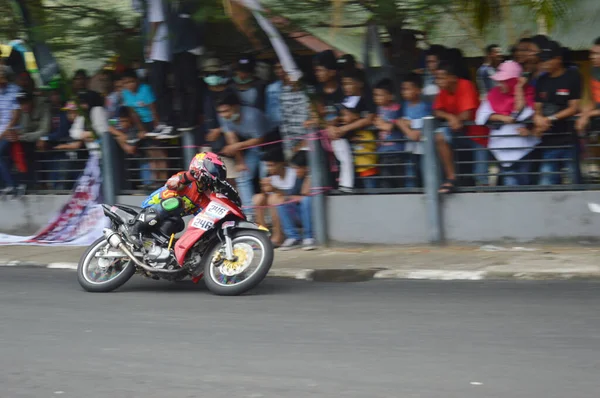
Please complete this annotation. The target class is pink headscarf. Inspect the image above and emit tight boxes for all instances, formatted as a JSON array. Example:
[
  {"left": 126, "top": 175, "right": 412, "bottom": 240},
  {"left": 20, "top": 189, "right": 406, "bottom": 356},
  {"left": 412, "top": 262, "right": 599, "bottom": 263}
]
[{"left": 487, "top": 61, "right": 535, "bottom": 116}]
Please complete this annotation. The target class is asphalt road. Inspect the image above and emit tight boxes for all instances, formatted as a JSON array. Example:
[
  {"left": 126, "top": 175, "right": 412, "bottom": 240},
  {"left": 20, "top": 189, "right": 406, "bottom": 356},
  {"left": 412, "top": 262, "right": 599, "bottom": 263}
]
[{"left": 1, "top": 268, "right": 600, "bottom": 398}]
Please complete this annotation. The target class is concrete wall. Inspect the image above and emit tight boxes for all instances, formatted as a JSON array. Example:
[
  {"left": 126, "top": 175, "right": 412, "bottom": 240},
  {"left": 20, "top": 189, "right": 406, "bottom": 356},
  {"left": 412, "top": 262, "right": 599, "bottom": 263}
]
[
  {"left": 2, "top": 192, "right": 600, "bottom": 243},
  {"left": 327, "top": 191, "right": 600, "bottom": 244},
  {"left": 0, "top": 195, "right": 143, "bottom": 236}
]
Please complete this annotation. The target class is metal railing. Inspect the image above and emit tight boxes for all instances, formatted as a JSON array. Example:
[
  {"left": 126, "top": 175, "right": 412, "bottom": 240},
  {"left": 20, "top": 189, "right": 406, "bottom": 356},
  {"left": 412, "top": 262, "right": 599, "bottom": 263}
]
[
  {"left": 334, "top": 118, "right": 600, "bottom": 195},
  {"left": 29, "top": 147, "right": 89, "bottom": 195}
]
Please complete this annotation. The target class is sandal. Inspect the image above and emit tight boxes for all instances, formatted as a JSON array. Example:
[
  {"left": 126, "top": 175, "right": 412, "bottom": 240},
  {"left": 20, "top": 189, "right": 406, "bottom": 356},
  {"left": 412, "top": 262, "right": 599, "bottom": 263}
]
[{"left": 438, "top": 179, "right": 457, "bottom": 194}]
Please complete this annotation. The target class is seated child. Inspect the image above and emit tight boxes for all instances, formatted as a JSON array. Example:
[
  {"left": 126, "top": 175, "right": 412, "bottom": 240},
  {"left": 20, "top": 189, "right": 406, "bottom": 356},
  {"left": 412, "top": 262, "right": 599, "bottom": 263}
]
[
  {"left": 373, "top": 78, "right": 404, "bottom": 188},
  {"left": 397, "top": 73, "right": 431, "bottom": 188},
  {"left": 341, "top": 98, "right": 378, "bottom": 190}
]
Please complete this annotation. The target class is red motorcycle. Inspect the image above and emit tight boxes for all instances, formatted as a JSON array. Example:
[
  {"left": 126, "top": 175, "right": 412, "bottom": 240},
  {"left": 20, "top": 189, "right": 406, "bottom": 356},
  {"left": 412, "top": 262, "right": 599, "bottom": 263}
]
[{"left": 77, "top": 185, "right": 274, "bottom": 296}]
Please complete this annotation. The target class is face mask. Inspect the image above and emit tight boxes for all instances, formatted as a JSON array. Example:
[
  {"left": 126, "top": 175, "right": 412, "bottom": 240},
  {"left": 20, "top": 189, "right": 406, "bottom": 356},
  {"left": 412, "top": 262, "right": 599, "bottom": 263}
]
[
  {"left": 136, "top": 69, "right": 147, "bottom": 79},
  {"left": 234, "top": 76, "right": 253, "bottom": 85},
  {"left": 227, "top": 113, "right": 240, "bottom": 122},
  {"left": 204, "top": 75, "right": 226, "bottom": 86}
]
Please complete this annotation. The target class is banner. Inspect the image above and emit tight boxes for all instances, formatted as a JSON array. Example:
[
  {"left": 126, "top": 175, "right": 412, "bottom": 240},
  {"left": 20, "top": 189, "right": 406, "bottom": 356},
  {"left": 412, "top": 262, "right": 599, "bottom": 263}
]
[
  {"left": 0, "top": 154, "right": 108, "bottom": 246},
  {"left": 234, "top": 0, "right": 302, "bottom": 82},
  {"left": 12, "top": 0, "right": 60, "bottom": 84}
]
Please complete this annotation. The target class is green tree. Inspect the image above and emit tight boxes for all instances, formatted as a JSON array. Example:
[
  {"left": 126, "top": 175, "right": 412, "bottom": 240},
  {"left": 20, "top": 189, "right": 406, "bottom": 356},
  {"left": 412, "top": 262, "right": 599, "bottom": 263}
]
[{"left": 453, "top": 0, "right": 578, "bottom": 44}]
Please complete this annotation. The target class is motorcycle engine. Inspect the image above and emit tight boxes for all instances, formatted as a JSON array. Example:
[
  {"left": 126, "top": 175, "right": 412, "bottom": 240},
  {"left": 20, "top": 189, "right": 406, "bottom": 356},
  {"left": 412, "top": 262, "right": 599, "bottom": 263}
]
[{"left": 144, "top": 242, "right": 172, "bottom": 268}]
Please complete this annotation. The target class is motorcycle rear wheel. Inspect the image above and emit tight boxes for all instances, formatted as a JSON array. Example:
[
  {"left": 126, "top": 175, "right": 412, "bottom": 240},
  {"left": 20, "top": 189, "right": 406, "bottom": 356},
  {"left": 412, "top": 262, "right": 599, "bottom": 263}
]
[
  {"left": 203, "top": 229, "right": 274, "bottom": 296},
  {"left": 77, "top": 237, "right": 136, "bottom": 293}
]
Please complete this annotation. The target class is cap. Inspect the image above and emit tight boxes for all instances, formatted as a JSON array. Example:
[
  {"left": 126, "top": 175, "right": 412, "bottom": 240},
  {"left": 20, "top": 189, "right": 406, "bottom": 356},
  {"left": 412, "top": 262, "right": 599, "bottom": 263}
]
[
  {"left": 491, "top": 61, "right": 523, "bottom": 81},
  {"left": 202, "top": 58, "right": 222, "bottom": 73},
  {"left": 337, "top": 54, "right": 356, "bottom": 70},
  {"left": 314, "top": 50, "right": 337, "bottom": 71},
  {"left": 16, "top": 90, "right": 33, "bottom": 102},
  {"left": 539, "top": 41, "right": 562, "bottom": 62},
  {"left": 62, "top": 101, "right": 78, "bottom": 111},
  {"left": 236, "top": 55, "right": 255, "bottom": 73}
]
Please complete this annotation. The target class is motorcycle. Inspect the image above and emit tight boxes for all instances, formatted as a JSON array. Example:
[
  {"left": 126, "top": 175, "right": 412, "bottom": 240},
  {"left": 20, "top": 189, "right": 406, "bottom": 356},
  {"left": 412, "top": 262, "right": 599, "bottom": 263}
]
[{"left": 77, "top": 184, "right": 274, "bottom": 296}]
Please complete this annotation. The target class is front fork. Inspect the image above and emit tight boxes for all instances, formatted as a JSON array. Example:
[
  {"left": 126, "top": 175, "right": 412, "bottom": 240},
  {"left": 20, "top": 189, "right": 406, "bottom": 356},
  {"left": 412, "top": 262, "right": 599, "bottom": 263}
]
[{"left": 222, "top": 227, "right": 237, "bottom": 262}]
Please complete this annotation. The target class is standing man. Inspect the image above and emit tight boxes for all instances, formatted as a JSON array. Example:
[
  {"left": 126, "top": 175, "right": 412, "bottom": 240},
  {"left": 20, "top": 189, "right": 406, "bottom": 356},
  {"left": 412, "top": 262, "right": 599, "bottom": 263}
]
[
  {"left": 533, "top": 40, "right": 582, "bottom": 186},
  {"left": 476, "top": 44, "right": 503, "bottom": 99},
  {"left": 168, "top": 0, "right": 203, "bottom": 133},
  {"left": 0, "top": 67, "right": 22, "bottom": 196},
  {"left": 146, "top": 0, "right": 174, "bottom": 137}
]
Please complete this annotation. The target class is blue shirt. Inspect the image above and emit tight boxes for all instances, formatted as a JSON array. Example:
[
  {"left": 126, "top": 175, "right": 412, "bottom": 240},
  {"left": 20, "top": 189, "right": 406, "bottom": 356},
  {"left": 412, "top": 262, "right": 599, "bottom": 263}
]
[
  {"left": 376, "top": 103, "right": 404, "bottom": 153},
  {"left": 218, "top": 106, "right": 267, "bottom": 141},
  {"left": 47, "top": 110, "right": 71, "bottom": 142},
  {"left": 402, "top": 101, "right": 432, "bottom": 155},
  {"left": 122, "top": 84, "right": 156, "bottom": 123},
  {"left": 265, "top": 80, "right": 283, "bottom": 129},
  {"left": 0, "top": 83, "right": 20, "bottom": 132}
]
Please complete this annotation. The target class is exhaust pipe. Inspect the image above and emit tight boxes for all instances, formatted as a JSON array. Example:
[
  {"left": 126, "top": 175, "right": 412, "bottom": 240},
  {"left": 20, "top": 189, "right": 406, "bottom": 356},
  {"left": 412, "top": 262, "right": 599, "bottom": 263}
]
[{"left": 103, "top": 229, "right": 182, "bottom": 274}]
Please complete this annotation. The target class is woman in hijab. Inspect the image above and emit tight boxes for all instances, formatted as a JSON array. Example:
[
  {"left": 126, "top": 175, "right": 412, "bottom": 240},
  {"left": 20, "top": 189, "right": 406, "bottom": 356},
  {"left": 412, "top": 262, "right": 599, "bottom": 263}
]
[{"left": 476, "top": 61, "right": 538, "bottom": 186}]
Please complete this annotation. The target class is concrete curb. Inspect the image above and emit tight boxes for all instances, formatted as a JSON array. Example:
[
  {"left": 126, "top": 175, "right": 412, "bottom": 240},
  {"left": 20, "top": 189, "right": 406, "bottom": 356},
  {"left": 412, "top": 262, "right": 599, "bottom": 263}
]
[{"left": 2, "top": 261, "right": 600, "bottom": 281}]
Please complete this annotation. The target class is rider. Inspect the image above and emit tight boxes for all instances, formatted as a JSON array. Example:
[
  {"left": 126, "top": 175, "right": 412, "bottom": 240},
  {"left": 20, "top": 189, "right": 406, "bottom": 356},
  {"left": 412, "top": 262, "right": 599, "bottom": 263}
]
[{"left": 128, "top": 152, "right": 230, "bottom": 247}]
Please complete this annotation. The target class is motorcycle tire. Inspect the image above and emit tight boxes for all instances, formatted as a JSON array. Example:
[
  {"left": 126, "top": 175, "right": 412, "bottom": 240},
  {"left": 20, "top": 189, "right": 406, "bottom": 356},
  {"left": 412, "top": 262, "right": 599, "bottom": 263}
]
[
  {"left": 77, "top": 237, "right": 136, "bottom": 293},
  {"left": 203, "top": 229, "right": 274, "bottom": 296}
]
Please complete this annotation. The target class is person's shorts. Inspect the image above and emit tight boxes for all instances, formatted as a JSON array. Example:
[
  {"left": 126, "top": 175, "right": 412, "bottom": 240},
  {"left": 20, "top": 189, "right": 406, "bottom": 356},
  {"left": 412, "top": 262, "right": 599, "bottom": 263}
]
[{"left": 436, "top": 126, "right": 453, "bottom": 143}]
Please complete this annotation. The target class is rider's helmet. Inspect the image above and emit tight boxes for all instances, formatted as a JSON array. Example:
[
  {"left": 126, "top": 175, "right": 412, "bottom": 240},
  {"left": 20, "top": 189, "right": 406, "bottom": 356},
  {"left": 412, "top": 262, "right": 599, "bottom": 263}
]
[{"left": 188, "top": 152, "right": 227, "bottom": 187}]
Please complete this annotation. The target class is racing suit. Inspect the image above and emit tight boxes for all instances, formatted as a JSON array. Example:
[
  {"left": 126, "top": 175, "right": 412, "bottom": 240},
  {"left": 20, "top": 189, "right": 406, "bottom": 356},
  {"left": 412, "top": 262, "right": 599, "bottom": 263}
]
[
  {"left": 129, "top": 171, "right": 208, "bottom": 246},
  {"left": 130, "top": 171, "right": 239, "bottom": 246}
]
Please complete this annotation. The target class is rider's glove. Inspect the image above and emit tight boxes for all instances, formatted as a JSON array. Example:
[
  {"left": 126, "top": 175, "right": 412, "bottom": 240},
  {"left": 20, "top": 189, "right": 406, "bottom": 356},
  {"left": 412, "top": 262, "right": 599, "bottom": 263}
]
[{"left": 165, "top": 172, "right": 194, "bottom": 191}]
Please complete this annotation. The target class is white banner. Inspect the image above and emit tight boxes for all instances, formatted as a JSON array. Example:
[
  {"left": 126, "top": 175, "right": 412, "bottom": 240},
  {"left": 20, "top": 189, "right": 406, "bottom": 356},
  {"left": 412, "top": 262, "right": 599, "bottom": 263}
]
[
  {"left": 236, "top": 0, "right": 302, "bottom": 82},
  {"left": 0, "top": 154, "right": 108, "bottom": 246}
]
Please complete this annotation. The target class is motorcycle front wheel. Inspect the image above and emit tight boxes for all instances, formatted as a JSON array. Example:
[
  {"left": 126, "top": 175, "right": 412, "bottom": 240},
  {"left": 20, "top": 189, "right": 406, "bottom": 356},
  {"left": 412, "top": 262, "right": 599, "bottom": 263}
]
[
  {"left": 77, "top": 237, "right": 136, "bottom": 292},
  {"left": 203, "top": 229, "right": 274, "bottom": 296}
]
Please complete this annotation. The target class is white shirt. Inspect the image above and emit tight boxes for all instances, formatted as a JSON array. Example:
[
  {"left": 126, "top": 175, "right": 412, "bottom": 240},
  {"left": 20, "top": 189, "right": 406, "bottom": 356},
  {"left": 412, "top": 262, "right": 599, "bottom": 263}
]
[
  {"left": 147, "top": 0, "right": 171, "bottom": 62},
  {"left": 476, "top": 101, "right": 539, "bottom": 167},
  {"left": 271, "top": 168, "right": 297, "bottom": 191},
  {"left": 70, "top": 107, "right": 109, "bottom": 153}
]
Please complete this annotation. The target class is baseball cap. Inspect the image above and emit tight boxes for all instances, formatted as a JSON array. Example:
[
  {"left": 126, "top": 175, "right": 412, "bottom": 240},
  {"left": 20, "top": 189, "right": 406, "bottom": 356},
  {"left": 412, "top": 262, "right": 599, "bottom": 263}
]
[
  {"left": 16, "top": 90, "right": 33, "bottom": 102},
  {"left": 202, "top": 58, "right": 222, "bottom": 73},
  {"left": 491, "top": 61, "right": 522, "bottom": 81},
  {"left": 314, "top": 50, "right": 337, "bottom": 71},
  {"left": 539, "top": 41, "right": 562, "bottom": 62},
  {"left": 337, "top": 54, "right": 356, "bottom": 70},
  {"left": 236, "top": 55, "right": 255, "bottom": 73}
]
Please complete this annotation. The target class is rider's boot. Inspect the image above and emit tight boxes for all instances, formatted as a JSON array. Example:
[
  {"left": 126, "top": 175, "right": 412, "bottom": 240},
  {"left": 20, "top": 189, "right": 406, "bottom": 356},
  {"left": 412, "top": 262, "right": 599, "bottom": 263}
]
[{"left": 128, "top": 208, "right": 160, "bottom": 247}]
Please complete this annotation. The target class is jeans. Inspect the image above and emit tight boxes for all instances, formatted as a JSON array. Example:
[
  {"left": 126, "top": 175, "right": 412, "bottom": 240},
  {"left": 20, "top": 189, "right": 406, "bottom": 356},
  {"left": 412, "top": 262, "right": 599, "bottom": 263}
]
[
  {"left": 173, "top": 52, "right": 198, "bottom": 127},
  {"left": 236, "top": 148, "right": 262, "bottom": 217},
  {"left": 405, "top": 154, "right": 422, "bottom": 188},
  {"left": 501, "top": 161, "right": 532, "bottom": 186},
  {"left": 361, "top": 176, "right": 377, "bottom": 191},
  {"left": 150, "top": 60, "right": 172, "bottom": 124},
  {"left": 378, "top": 153, "right": 403, "bottom": 189},
  {"left": 538, "top": 147, "right": 581, "bottom": 186},
  {"left": 277, "top": 196, "right": 313, "bottom": 240},
  {"left": 0, "top": 139, "right": 15, "bottom": 188},
  {"left": 460, "top": 139, "right": 489, "bottom": 186}
]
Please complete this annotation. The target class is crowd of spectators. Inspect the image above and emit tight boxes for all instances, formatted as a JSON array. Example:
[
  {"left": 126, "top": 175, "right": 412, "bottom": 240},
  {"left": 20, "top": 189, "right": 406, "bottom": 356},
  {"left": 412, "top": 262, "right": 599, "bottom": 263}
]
[{"left": 1, "top": 18, "right": 600, "bottom": 248}]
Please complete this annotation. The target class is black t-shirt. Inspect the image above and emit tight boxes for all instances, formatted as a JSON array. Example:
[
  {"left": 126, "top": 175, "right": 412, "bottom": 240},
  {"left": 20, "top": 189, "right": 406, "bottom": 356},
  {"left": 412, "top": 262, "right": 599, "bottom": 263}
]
[
  {"left": 76, "top": 89, "right": 104, "bottom": 109},
  {"left": 317, "top": 82, "right": 345, "bottom": 123},
  {"left": 535, "top": 68, "right": 582, "bottom": 145}
]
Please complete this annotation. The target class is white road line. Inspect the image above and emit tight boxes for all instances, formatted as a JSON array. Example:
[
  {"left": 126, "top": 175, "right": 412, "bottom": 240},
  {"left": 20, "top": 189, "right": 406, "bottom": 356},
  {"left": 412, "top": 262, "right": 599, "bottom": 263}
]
[{"left": 46, "top": 263, "right": 78, "bottom": 270}]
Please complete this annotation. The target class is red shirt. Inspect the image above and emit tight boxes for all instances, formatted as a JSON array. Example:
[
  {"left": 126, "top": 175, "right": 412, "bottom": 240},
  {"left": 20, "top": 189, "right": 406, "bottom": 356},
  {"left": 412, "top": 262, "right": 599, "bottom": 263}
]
[{"left": 433, "top": 79, "right": 489, "bottom": 146}]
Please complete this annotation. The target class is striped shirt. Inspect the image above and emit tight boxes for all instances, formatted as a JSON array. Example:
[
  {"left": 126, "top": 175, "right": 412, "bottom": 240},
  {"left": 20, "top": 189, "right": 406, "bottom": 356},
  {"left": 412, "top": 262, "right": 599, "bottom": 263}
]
[{"left": 0, "top": 83, "right": 20, "bottom": 132}]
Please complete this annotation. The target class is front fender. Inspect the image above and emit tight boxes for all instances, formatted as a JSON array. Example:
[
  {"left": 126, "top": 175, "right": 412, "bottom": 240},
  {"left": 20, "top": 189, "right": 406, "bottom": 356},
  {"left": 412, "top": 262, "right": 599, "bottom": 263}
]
[{"left": 225, "top": 220, "right": 270, "bottom": 235}]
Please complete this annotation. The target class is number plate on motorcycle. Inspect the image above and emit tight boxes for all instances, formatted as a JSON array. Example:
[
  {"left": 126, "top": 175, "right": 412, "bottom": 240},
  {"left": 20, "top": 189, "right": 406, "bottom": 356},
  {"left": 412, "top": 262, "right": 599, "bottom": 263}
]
[
  {"left": 204, "top": 202, "right": 228, "bottom": 219},
  {"left": 191, "top": 214, "right": 214, "bottom": 231}
]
